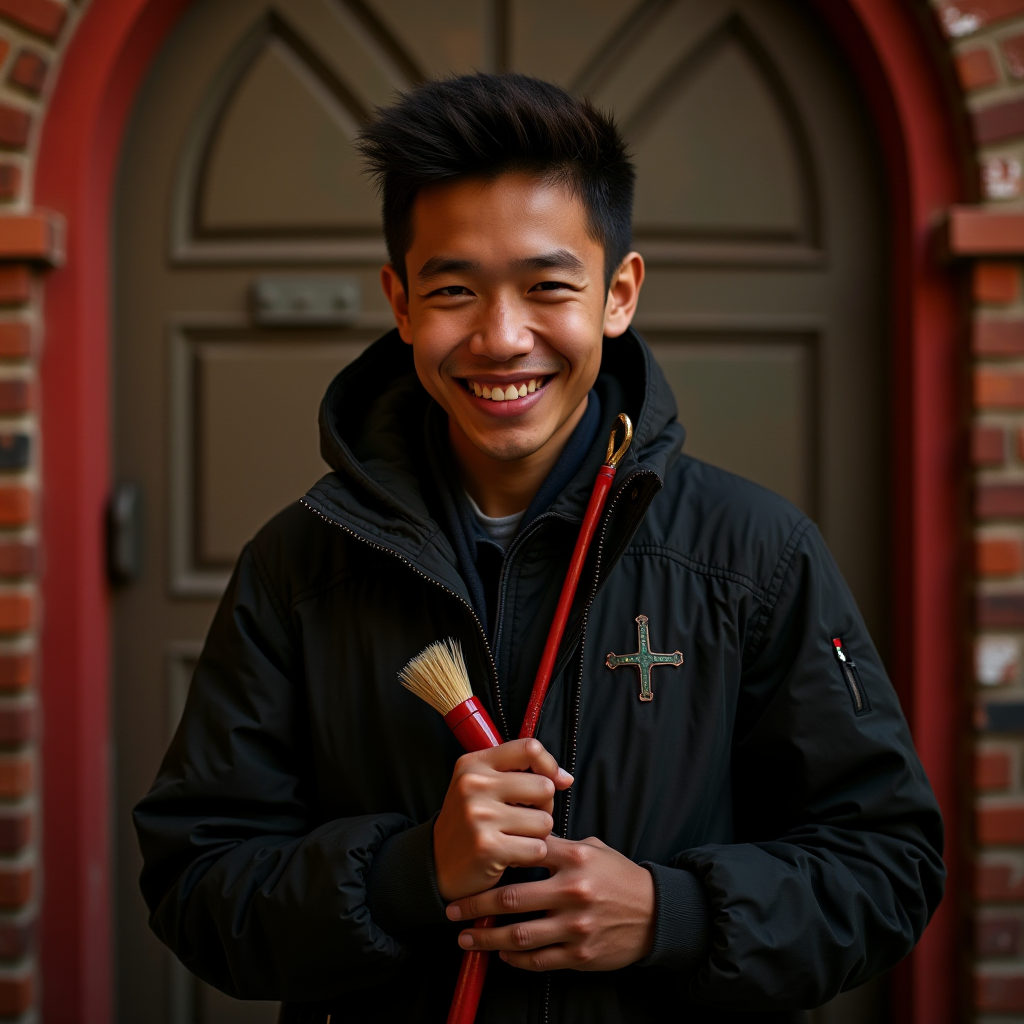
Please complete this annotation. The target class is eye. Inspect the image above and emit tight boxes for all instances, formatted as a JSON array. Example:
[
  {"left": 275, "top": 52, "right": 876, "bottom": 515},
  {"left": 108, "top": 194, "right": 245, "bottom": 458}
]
[
  {"left": 529, "top": 280, "right": 572, "bottom": 292},
  {"left": 428, "top": 285, "right": 473, "bottom": 297}
]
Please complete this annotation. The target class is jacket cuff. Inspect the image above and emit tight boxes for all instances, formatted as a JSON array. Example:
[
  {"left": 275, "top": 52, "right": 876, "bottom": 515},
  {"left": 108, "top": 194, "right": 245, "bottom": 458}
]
[
  {"left": 364, "top": 816, "right": 447, "bottom": 937},
  {"left": 635, "top": 862, "right": 709, "bottom": 973}
]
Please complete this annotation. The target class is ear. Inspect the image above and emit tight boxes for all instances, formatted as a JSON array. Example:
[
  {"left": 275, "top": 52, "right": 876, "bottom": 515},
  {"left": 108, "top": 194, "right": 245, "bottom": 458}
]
[
  {"left": 602, "top": 252, "right": 645, "bottom": 339},
  {"left": 380, "top": 264, "right": 413, "bottom": 344}
]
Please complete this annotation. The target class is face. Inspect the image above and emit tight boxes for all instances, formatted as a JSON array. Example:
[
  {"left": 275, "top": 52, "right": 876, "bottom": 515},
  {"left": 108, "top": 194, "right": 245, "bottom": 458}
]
[{"left": 381, "top": 173, "right": 643, "bottom": 464}]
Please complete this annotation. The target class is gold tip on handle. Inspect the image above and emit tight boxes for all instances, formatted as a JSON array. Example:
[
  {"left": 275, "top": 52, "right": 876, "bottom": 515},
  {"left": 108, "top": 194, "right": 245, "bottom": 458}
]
[{"left": 605, "top": 413, "right": 633, "bottom": 467}]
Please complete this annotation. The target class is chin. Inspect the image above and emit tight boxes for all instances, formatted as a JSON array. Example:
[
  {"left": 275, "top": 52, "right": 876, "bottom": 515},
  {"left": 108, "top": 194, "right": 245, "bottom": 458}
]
[{"left": 472, "top": 430, "right": 547, "bottom": 463}]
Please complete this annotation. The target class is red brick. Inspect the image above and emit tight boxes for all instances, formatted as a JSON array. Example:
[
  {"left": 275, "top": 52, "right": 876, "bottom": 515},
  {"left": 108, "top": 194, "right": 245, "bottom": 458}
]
[
  {"left": 974, "top": 424, "right": 1006, "bottom": 464},
  {"left": 0, "top": 656, "right": 31, "bottom": 695},
  {"left": 978, "top": 593, "right": 1024, "bottom": 625},
  {"left": 9, "top": 50, "right": 46, "bottom": 96},
  {"left": 977, "top": 859, "right": 1024, "bottom": 899},
  {"left": 975, "top": 261, "right": 1020, "bottom": 303},
  {"left": 977, "top": 971, "right": 1024, "bottom": 1010},
  {"left": 0, "top": 324, "right": 29, "bottom": 361},
  {"left": 0, "top": 866, "right": 30, "bottom": 908},
  {"left": 977, "top": 482, "right": 1024, "bottom": 517},
  {"left": 975, "top": 318, "right": 1024, "bottom": 353},
  {"left": 938, "top": 0, "right": 1024, "bottom": 36},
  {"left": 0, "top": 268, "right": 31, "bottom": 308},
  {"left": 0, "top": 920, "right": 30, "bottom": 960},
  {"left": 0, "top": 706, "right": 32, "bottom": 744},
  {"left": 0, "top": 543, "right": 34, "bottom": 579},
  {"left": 0, "top": 165, "right": 21, "bottom": 206},
  {"left": 0, "top": 0, "right": 66, "bottom": 40},
  {"left": 0, "top": 212, "right": 60, "bottom": 264},
  {"left": 0, "top": 379, "right": 31, "bottom": 416},
  {"left": 974, "top": 97, "right": 1024, "bottom": 143},
  {"left": 976, "top": 368, "right": 1024, "bottom": 406},
  {"left": 978, "top": 749, "right": 1015, "bottom": 789},
  {"left": 978, "top": 914, "right": 1022, "bottom": 954},
  {"left": 948, "top": 208, "right": 1024, "bottom": 254},
  {"left": 979, "top": 802, "right": 1024, "bottom": 843},
  {"left": 0, "top": 595, "right": 31, "bottom": 635},
  {"left": 0, "top": 757, "right": 31, "bottom": 799},
  {"left": 0, "top": 106, "right": 29, "bottom": 152},
  {"left": 977, "top": 537, "right": 1024, "bottom": 574},
  {"left": 0, "top": 974, "right": 31, "bottom": 1016},
  {"left": 958, "top": 47, "right": 1001, "bottom": 88}
]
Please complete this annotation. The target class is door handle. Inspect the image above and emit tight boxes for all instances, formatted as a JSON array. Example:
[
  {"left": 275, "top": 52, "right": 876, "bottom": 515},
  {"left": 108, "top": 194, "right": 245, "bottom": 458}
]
[{"left": 107, "top": 482, "right": 143, "bottom": 585}]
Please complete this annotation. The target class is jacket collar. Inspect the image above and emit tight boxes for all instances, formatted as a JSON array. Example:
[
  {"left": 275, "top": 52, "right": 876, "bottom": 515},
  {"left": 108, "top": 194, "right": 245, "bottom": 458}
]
[{"left": 303, "top": 327, "right": 685, "bottom": 598}]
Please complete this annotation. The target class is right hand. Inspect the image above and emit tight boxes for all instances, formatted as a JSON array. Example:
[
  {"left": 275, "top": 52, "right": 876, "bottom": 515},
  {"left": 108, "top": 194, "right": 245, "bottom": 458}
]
[{"left": 433, "top": 738, "right": 573, "bottom": 902}]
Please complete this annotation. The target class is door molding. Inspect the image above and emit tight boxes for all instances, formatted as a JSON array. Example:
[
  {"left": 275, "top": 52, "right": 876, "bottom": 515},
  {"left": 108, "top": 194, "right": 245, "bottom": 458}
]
[{"left": 33, "top": 2, "right": 966, "bottom": 1021}]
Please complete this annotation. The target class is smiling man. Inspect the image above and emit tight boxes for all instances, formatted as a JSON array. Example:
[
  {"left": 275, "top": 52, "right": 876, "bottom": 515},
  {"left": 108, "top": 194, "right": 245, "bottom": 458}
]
[{"left": 134, "top": 74, "right": 944, "bottom": 1024}]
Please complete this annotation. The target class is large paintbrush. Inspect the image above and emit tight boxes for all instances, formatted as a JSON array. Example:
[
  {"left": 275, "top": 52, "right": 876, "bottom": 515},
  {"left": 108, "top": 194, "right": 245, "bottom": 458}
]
[{"left": 399, "top": 414, "right": 633, "bottom": 1024}]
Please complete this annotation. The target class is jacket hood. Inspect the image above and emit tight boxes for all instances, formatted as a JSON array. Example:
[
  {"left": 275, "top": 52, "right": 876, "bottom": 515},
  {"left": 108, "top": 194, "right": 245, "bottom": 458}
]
[{"left": 304, "top": 327, "right": 685, "bottom": 591}]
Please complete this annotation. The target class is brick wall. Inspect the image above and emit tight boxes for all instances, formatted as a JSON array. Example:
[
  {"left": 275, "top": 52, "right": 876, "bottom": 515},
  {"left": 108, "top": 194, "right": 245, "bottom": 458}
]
[
  {"left": 936, "top": 0, "right": 1024, "bottom": 1018},
  {"left": 0, "top": 0, "right": 81, "bottom": 1020},
  {"left": 2, "top": 0, "right": 1019, "bottom": 1020}
]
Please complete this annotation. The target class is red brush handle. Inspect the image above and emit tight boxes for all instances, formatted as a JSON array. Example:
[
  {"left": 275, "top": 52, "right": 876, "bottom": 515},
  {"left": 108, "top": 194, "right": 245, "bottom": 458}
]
[
  {"left": 519, "top": 464, "right": 616, "bottom": 740},
  {"left": 444, "top": 462, "right": 620, "bottom": 1024},
  {"left": 443, "top": 698, "right": 501, "bottom": 1024}
]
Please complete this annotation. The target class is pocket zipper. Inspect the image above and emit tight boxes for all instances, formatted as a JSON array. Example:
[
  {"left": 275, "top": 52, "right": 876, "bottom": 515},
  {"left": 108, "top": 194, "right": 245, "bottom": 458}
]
[{"left": 831, "top": 637, "right": 871, "bottom": 715}]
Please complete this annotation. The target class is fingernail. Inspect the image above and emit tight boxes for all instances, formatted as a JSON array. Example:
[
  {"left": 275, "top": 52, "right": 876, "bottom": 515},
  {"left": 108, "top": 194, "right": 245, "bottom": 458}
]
[
  {"left": 558, "top": 768, "right": 573, "bottom": 782},
  {"left": 459, "top": 932, "right": 474, "bottom": 949},
  {"left": 447, "top": 905, "right": 462, "bottom": 921}
]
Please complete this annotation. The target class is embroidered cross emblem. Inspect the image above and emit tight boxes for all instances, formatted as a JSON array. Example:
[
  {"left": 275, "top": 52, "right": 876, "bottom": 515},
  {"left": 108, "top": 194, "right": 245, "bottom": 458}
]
[{"left": 605, "top": 615, "right": 683, "bottom": 702}]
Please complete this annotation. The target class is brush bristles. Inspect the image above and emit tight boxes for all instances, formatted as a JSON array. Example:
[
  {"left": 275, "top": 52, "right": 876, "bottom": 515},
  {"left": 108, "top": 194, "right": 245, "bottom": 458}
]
[{"left": 399, "top": 639, "right": 474, "bottom": 717}]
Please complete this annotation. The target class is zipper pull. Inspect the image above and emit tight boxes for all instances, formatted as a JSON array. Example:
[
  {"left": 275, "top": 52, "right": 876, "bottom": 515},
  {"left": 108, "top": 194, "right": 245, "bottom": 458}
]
[{"left": 832, "top": 637, "right": 849, "bottom": 663}]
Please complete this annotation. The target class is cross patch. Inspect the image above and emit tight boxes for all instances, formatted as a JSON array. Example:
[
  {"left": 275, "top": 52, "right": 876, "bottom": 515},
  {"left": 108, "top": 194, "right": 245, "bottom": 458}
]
[{"left": 605, "top": 615, "right": 683, "bottom": 702}]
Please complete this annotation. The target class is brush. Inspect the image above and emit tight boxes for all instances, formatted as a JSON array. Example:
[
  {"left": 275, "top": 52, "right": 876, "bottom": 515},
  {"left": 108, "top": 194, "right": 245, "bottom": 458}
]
[{"left": 399, "top": 414, "right": 634, "bottom": 1024}]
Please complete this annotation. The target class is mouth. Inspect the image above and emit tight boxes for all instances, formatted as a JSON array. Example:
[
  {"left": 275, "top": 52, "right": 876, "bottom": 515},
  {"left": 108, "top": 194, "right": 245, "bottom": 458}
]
[{"left": 460, "top": 375, "right": 552, "bottom": 404}]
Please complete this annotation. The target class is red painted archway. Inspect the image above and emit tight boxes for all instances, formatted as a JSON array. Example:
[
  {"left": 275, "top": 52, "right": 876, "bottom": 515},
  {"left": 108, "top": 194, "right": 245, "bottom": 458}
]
[{"left": 33, "top": 1, "right": 965, "bottom": 1020}]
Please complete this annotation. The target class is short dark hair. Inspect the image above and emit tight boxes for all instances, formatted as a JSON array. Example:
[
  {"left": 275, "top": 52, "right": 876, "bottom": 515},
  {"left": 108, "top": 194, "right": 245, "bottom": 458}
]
[{"left": 356, "top": 73, "right": 635, "bottom": 291}]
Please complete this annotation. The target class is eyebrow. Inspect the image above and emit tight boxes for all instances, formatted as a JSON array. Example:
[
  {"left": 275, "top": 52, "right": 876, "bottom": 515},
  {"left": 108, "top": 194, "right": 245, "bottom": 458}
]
[
  {"left": 417, "top": 256, "right": 480, "bottom": 280},
  {"left": 416, "top": 249, "right": 587, "bottom": 281},
  {"left": 510, "top": 249, "right": 586, "bottom": 274}
]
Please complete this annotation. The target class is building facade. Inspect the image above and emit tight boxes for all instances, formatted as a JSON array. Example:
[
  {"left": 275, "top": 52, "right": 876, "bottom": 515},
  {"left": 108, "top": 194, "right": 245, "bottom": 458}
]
[{"left": 0, "top": 0, "right": 1009, "bottom": 1020}]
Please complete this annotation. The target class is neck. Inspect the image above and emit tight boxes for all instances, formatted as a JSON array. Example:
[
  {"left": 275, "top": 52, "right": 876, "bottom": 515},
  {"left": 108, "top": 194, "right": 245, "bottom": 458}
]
[{"left": 450, "top": 395, "right": 589, "bottom": 518}]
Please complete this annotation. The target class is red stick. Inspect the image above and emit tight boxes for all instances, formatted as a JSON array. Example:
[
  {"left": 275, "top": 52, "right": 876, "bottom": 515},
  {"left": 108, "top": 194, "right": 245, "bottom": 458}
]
[{"left": 444, "top": 415, "right": 632, "bottom": 1024}]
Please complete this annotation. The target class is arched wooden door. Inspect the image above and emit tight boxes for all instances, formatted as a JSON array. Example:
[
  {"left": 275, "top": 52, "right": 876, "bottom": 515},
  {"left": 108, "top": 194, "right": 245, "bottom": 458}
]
[{"left": 112, "top": 2, "right": 887, "bottom": 1021}]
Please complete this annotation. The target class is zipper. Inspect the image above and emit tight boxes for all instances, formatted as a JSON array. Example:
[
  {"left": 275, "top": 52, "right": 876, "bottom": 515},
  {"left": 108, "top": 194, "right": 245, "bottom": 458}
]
[
  {"left": 558, "top": 471, "right": 655, "bottom": 836},
  {"left": 542, "top": 470, "right": 654, "bottom": 1024},
  {"left": 831, "top": 637, "right": 871, "bottom": 715},
  {"left": 299, "top": 498, "right": 509, "bottom": 737}
]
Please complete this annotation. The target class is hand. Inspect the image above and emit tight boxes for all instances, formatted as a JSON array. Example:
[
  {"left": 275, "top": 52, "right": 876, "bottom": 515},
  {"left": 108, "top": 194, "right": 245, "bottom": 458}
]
[
  {"left": 433, "top": 738, "right": 573, "bottom": 902},
  {"left": 445, "top": 835, "right": 655, "bottom": 971}
]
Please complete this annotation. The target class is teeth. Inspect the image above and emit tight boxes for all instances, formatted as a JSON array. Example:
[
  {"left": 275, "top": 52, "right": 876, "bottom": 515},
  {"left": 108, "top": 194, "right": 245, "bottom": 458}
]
[{"left": 469, "top": 377, "right": 543, "bottom": 400}]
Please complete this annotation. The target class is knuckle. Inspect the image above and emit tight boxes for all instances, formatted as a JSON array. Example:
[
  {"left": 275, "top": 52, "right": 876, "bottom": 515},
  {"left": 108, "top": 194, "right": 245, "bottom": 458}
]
[
  {"left": 511, "top": 924, "right": 532, "bottom": 948},
  {"left": 567, "top": 879, "right": 594, "bottom": 902},
  {"left": 569, "top": 914, "right": 594, "bottom": 938},
  {"left": 498, "top": 887, "right": 521, "bottom": 912}
]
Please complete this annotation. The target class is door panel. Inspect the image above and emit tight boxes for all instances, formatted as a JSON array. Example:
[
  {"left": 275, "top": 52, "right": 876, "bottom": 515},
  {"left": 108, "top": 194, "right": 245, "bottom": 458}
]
[{"left": 114, "top": 3, "right": 888, "bottom": 1022}]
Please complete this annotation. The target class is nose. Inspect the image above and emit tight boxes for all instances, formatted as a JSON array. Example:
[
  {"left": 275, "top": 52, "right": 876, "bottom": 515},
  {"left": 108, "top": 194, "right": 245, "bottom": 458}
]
[{"left": 468, "top": 294, "right": 534, "bottom": 361}]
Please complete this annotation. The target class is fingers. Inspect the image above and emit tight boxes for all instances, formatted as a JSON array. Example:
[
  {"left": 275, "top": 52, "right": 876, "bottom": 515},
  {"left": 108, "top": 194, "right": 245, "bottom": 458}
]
[
  {"left": 453, "top": 766, "right": 558, "bottom": 814},
  {"left": 459, "top": 739, "right": 573, "bottom": 789},
  {"left": 447, "top": 878, "right": 560, "bottom": 921},
  {"left": 457, "top": 915, "right": 562, "bottom": 953}
]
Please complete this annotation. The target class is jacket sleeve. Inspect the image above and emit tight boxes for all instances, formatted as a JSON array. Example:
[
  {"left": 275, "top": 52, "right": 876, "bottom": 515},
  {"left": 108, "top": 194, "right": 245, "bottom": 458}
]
[
  {"left": 651, "top": 523, "right": 945, "bottom": 1008},
  {"left": 132, "top": 543, "right": 445, "bottom": 1002}
]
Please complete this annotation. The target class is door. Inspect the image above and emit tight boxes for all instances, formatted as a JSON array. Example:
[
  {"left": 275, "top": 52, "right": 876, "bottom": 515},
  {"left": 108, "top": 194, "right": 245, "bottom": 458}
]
[{"left": 112, "top": 2, "right": 887, "bottom": 1022}]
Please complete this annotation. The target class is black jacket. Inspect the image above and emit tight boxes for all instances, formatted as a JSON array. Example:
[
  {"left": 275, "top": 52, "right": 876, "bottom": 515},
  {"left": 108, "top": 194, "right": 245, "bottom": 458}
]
[{"left": 133, "top": 328, "right": 944, "bottom": 1023}]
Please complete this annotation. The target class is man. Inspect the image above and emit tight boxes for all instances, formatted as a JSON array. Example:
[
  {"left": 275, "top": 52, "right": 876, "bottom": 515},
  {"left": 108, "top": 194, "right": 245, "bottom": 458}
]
[{"left": 134, "top": 74, "right": 944, "bottom": 1023}]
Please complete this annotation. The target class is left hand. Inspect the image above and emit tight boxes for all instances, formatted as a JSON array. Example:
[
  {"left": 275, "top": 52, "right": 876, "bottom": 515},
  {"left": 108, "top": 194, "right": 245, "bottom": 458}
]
[{"left": 445, "top": 835, "right": 655, "bottom": 971}]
